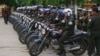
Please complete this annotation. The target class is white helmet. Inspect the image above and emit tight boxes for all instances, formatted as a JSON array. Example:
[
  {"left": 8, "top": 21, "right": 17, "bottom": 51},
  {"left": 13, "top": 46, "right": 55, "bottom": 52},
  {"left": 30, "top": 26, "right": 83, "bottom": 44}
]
[{"left": 63, "top": 8, "right": 72, "bottom": 16}]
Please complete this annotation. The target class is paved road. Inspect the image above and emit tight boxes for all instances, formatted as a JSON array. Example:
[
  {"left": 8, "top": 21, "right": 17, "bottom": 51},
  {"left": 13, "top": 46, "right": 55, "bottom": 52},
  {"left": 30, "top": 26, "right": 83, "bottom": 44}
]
[
  {"left": 0, "top": 18, "right": 88, "bottom": 56},
  {"left": 0, "top": 18, "right": 30, "bottom": 56}
]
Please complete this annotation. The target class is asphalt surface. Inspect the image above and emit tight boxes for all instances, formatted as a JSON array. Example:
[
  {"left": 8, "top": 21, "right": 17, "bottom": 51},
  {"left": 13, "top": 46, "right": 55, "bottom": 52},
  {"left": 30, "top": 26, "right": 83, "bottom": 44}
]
[{"left": 0, "top": 18, "right": 88, "bottom": 56}]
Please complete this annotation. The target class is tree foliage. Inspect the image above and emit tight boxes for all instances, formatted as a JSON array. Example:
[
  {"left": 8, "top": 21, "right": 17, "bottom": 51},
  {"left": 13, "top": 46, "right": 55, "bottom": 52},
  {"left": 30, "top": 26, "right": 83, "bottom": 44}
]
[{"left": 1, "top": 0, "right": 100, "bottom": 7}]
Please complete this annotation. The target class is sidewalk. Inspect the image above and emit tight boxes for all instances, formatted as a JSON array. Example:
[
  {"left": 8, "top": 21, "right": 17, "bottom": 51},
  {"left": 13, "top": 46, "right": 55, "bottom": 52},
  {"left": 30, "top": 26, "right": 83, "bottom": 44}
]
[{"left": 0, "top": 18, "right": 29, "bottom": 56}]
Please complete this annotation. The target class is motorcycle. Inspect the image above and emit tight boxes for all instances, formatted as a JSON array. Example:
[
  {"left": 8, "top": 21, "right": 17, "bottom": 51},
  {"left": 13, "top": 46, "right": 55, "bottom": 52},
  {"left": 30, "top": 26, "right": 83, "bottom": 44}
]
[
  {"left": 51, "top": 29, "right": 88, "bottom": 55},
  {"left": 29, "top": 26, "right": 88, "bottom": 56},
  {"left": 26, "top": 22, "right": 46, "bottom": 49}
]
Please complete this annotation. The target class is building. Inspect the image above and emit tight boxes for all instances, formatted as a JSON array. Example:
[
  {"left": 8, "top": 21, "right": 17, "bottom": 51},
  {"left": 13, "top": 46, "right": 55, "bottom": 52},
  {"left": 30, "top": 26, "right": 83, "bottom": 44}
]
[{"left": 0, "top": 4, "right": 6, "bottom": 17}]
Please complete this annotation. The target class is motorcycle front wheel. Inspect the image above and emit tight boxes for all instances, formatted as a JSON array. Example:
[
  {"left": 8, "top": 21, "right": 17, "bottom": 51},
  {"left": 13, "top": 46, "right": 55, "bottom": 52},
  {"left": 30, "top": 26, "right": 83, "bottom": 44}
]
[{"left": 29, "top": 42, "right": 45, "bottom": 56}]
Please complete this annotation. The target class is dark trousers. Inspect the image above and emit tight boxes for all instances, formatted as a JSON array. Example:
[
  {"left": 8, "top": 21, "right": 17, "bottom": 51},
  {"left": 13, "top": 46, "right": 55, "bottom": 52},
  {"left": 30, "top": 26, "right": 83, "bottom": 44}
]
[
  {"left": 58, "top": 31, "right": 74, "bottom": 54},
  {"left": 4, "top": 15, "right": 9, "bottom": 24},
  {"left": 88, "top": 32, "right": 100, "bottom": 56}
]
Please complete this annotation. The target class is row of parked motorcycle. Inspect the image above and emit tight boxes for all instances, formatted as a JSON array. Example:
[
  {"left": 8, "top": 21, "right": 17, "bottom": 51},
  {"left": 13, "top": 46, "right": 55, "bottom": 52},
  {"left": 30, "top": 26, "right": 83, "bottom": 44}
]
[{"left": 9, "top": 10, "right": 88, "bottom": 56}]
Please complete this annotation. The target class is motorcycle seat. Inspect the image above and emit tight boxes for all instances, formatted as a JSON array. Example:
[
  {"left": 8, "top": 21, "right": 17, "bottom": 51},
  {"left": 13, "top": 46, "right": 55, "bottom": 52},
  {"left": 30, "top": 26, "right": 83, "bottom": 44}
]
[{"left": 69, "top": 33, "right": 85, "bottom": 39}]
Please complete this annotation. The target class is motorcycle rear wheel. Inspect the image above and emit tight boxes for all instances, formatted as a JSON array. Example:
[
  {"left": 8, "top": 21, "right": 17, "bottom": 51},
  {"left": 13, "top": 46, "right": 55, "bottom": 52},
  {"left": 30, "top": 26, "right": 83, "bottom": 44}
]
[{"left": 70, "top": 40, "right": 87, "bottom": 55}]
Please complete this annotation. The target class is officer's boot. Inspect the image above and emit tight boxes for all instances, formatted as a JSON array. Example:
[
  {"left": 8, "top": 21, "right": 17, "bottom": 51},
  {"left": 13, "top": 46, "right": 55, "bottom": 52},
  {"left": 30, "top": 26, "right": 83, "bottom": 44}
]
[{"left": 59, "top": 52, "right": 66, "bottom": 56}]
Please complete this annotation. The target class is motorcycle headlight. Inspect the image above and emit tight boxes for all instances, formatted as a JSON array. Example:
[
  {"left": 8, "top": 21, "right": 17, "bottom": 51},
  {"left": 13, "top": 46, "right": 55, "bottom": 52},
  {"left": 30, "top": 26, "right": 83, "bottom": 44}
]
[
  {"left": 35, "top": 23, "right": 38, "bottom": 28},
  {"left": 38, "top": 25, "right": 42, "bottom": 30},
  {"left": 42, "top": 29, "right": 46, "bottom": 34},
  {"left": 83, "top": 31, "right": 88, "bottom": 34},
  {"left": 55, "top": 17, "right": 58, "bottom": 20}
]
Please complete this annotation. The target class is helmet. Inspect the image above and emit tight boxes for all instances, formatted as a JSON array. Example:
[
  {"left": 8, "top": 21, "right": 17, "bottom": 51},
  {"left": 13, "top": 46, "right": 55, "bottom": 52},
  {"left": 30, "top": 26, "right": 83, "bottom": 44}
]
[{"left": 63, "top": 8, "right": 73, "bottom": 16}]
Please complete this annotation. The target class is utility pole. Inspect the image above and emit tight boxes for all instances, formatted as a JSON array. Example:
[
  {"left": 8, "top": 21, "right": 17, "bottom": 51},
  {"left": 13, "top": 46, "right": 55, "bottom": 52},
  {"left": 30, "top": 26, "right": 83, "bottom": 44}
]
[
  {"left": 75, "top": 0, "right": 77, "bottom": 19},
  {"left": 71, "top": 0, "right": 73, "bottom": 8},
  {"left": 74, "top": 0, "right": 78, "bottom": 29},
  {"left": 65, "top": 0, "right": 69, "bottom": 7}
]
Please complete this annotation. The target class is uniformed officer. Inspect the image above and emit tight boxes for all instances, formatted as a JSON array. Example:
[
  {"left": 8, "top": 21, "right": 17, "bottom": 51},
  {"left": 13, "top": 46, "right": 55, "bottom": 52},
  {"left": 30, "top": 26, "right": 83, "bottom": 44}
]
[
  {"left": 87, "top": 7, "right": 100, "bottom": 56},
  {"left": 4, "top": 5, "right": 11, "bottom": 24},
  {"left": 77, "top": 8, "right": 83, "bottom": 30},
  {"left": 56, "top": 8, "right": 75, "bottom": 56},
  {"left": 81, "top": 9, "right": 89, "bottom": 31}
]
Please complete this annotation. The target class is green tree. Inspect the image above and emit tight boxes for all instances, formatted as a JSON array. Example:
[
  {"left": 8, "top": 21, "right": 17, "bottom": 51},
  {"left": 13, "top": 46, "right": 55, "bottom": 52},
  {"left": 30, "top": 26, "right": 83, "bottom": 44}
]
[
  {"left": 92, "top": 0, "right": 100, "bottom": 5},
  {"left": 1, "top": 0, "right": 99, "bottom": 7}
]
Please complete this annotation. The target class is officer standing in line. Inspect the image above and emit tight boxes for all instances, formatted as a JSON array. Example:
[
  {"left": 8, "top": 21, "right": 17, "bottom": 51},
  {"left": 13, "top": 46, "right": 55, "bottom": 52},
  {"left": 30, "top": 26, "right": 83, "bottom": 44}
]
[
  {"left": 56, "top": 8, "right": 75, "bottom": 56},
  {"left": 81, "top": 9, "right": 89, "bottom": 31},
  {"left": 4, "top": 5, "right": 11, "bottom": 24},
  {"left": 88, "top": 7, "right": 100, "bottom": 56},
  {"left": 77, "top": 8, "right": 83, "bottom": 30}
]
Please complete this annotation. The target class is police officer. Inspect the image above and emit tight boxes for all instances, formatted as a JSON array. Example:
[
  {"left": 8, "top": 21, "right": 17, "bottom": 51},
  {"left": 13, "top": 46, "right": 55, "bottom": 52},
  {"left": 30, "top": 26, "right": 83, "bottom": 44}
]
[
  {"left": 81, "top": 9, "right": 89, "bottom": 31},
  {"left": 88, "top": 7, "right": 100, "bottom": 56},
  {"left": 56, "top": 8, "right": 75, "bottom": 56},
  {"left": 77, "top": 8, "right": 83, "bottom": 30},
  {"left": 4, "top": 5, "right": 11, "bottom": 24}
]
